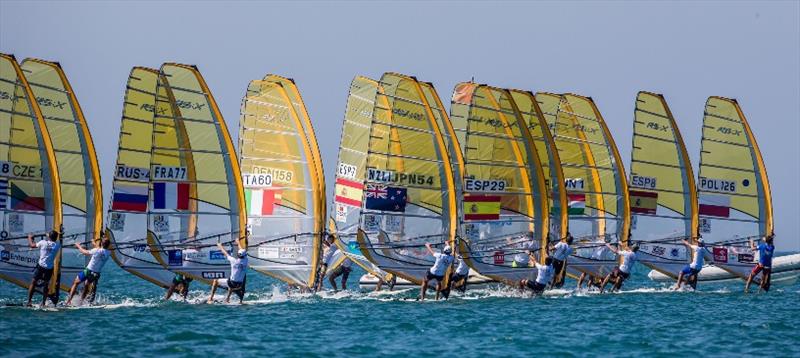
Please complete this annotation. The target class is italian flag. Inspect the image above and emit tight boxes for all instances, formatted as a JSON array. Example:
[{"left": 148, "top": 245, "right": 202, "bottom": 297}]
[
  {"left": 245, "top": 188, "right": 282, "bottom": 216},
  {"left": 567, "top": 193, "right": 585, "bottom": 215}
]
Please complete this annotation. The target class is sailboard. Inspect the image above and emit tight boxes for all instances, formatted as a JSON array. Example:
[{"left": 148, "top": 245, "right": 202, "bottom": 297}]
[
  {"left": 508, "top": 89, "right": 569, "bottom": 243},
  {"left": 145, "top": 63, "right": 246, "bottom": 283},
  {"left": 337, "top": 72, "right": 457, "bottom": 284},
  {"left": 697, "top": 96, "right": 773, "bottom": 278},
  {"left": 448, "top": 82, "right": 548, "bottom": 285},
  {"left": 237, "top": 76, "right": 324, "bottom": 288},
  {"left": 328, "top": 76, "right": 396, "bottom": 284},
  {"left": 0, "top": 53, "right": 63, "bottom": 298},
  {"left": 21, "top": 59, "right": 103, "bottom": 291},
  {"left": 536, "top": 93, "right": 631, "bottom": 279},
  {"left": 629, "top": 92, "right": 697, "bottom": 278}
]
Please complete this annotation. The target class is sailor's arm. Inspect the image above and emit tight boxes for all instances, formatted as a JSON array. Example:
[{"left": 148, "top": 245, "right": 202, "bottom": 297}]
[
  {"left": 681, "top": 239, "right": 692, "bottom": 248},
  {"left": 425, "top": 243, "right": 436, "bottom": 256},
  {"left": 217, "top": 242, "right": 232, "bottom": 259},
  {"left": 606, "top": 243, "right": 619, "bottom": 255},
  {"left": 75, "top": 242, "right": 92, "bottom": 256},
  {"left": 27, "top": 234, "right": 36, "bottom": 248}
]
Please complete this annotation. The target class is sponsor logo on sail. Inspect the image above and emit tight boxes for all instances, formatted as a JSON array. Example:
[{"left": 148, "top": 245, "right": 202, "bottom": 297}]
[
  {"left": 202, "top": 272, "right": 225, "bottom": 279},
  {"left": 646, "top": 122, "right": 669, "bottom": 132}
]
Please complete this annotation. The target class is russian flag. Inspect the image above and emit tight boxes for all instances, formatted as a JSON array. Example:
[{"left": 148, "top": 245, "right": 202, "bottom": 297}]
[
  {"left": 153, "top": 182, "right": 190, "bottom": 210},
  {"left": 112, "top": 184, "right": 149, "bottom": 212}
]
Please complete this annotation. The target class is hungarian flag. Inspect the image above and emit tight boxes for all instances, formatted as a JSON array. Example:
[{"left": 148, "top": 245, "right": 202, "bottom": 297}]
[
  {"left": 567, "top": 193, "right": 585, "bottom": 215},
  {"left": 245, "top": 188, "right": 282, "bottom": 216},
  {"left": 112, "top": 184, "right": 148, "bottom": 212},
  {"left": 464, "top": 195, "right": 501, "bottom": 221},
  {"left": 699, "top": 193, "right": 730, "bottom": 218},
  {"left": 334, "top": 178, "right": 363, "bottom": 207},
  {"left": 630, "top": 190, "right": 658, "bottom": 215},
  {"left": 153, "top": 182, "right": 190, "bottom": 210},
  {"left": 10, "top": 182, "right": 45, "bottom": 211}
]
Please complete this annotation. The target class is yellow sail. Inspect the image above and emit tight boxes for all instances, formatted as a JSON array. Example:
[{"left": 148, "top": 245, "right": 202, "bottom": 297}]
[
  {"left": 509, "top": 89, "right": 568, "bottom": 242},
  {"left": 145, "top": 64, "right": 246, "bottom": 283},
  {"left": 629, "top": 92, "right": 697, "bottom": 278},
  {"left": 698, "top": 96, "right": 773, "bottom": 278},
  {"left": 21, "top": 59, "right": 103, "bottom": 291},
  {"left": 448, "top": 83, "right": 548, "bottom": 285},
  {"left": 349, "top": 72, "right": 457, "bottom": 284},
  {"left": 238, "top": 78, "right": 323, "bottom": 288},
  {"left": 536, "top": 93, "right": 630, "bottom": 278},
  {"left": 0, "top": 54, "right": 63, "bottom": 300}
]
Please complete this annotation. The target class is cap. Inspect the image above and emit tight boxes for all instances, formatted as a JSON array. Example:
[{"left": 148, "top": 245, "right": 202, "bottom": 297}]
[
  {"left": 237, "top": 249, "right": 247, "bottom": 258},
  {"left": 443, "top": 246, "right": 453, "bottom": 255}
]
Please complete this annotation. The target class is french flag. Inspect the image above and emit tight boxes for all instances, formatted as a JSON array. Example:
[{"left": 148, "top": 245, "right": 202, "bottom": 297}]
[
  {"left": 153, "top": 182, "right": 190, "bottom": 210},
  {"left": 112, "top": 184, "right": 149, "bottom": 212}
]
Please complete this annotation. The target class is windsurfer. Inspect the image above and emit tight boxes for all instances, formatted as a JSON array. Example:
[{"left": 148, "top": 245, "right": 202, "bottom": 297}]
[
  {"left": 675, "top": 238, "right": 709, "bottom": 290},
  {"left": 315, "top": 234, "right": 337, "bottom": 291},
  {"left": 207, "top": 241, "right": 248, "bottom": 304},
  {"left": 599, "top": 243, "right": 639, "bottom": 293},
  {"left": 745, "top": 234, "right": 775, "bottom": 293},
  {"left": 328, "top": 256, "right": 352, "bottom": 291},
  {"left": 549, "top": 233, "right": 573, "bottom": 288},
  {"left": 447, "top": 254, "right": 470, "bottom": 295},
  {"left": 26, "top": 230, "right": 61, "bottom": 307},
  {"left": 66, "top": 237, "right": 112, "bottom": 305},
  {"left": 420, "top": 242, "right": 454, "bottom": 301},
  {"left": 519, "top": 257, "right": 554, "bottom": 296}
]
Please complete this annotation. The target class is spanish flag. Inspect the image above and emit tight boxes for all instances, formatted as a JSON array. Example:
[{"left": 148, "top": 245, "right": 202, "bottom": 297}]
[
  {"left": 334, "top": 178, "right": 363, "bottom": 207},
  {"left": 464, "top": 195, "right": 501, "bottom": 221},
  {"left": 630, "top": 190, "right": 658, "bottom": 215}
]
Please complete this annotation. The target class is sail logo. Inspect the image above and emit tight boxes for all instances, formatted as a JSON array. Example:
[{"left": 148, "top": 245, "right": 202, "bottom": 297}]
[
  {"left": 242, "top": 173, "right": 273, "bottom": 188},
  {"left": 698, "top": 177, "right": 736, "bottom": 193},
  {"left": 464, "top": 179, "right": 507, "bottom": 192},
  {"left": 629, "top": 175, "right": 657, "bottom": 189},
  {"left": 0, "top": 90, "right": 16, "bottom": 101},
  {"left": 174, "top": 99, "right": 206, "bottom": 112},
  {"left": 139, "top": 103, "right": 168, "bottom": 115},
  {"left": 151, "top": 165, "right": 187, "bottom": 181},
  {"left": 0, "top": 161, "right": 42, "bottom": 179},
  {"left": 716, "top": 126, "right": 742, "bottom": 137},
  {"left": 473, "top": 116, "right": 510, "bottom": 129},
  {"left": 564, "top": 178, "right": 584, "bottom": 190},
  {"left": 367, "top": 168, "right": 434, "bottom": 186},
  {"left": 646, "top": 122, "right": 669, "bottom": 132},
  {"left": 202, "top": 272, "right": 225, "bottom": 279},
  {"left": 392, "top": 108, "right": 424, "bottom": 121},
  {"left": 115, "top": 165, "right": 150, "bottom": 182},
  {"left": 35, "top": 96, "right": 67, "bottom": 110},
  {"left": 251, "top": 166, "right": 293, "bottom": 183}
]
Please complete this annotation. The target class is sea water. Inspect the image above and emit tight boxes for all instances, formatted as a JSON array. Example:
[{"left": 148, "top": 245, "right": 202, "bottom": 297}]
[{"left": 1, "top": 261, "right": 798, "bottom": 357}]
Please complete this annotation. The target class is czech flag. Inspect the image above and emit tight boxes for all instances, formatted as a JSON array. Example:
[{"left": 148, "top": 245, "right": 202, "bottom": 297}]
[
  {"left": 464, "top": 195, "right": 501, "bottom": 221},
  {"left": 112, "top": 184, "right": 148, "bottom": 212},
  {"left": 630, "top": 190, "right": 658, "bottom": 215},
  {"left": 10, "top": 182, "right": 45, "bottom": 211},
  {"left": 153, "top": 182, "right": 190, "bottom": 210}
]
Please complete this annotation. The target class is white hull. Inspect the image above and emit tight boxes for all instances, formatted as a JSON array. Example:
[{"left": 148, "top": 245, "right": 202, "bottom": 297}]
[{"left": 648, "top": 253, "right": 800, "bottom": 285}]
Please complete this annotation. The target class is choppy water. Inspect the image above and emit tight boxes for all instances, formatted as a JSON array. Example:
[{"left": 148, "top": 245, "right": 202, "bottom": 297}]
[{"left": 2, "top": 262, "right": 798, "bottom": 357}]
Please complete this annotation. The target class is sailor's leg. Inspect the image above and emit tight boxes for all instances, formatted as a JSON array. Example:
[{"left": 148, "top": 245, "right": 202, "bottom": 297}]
[
  {"left": 420, "top": 279, "right": 429, "bottom": 301},
  {"left": 599, "top": 273, "right": 612, "bottom": 293},
  {"left": 341, "top": 269, "right": 350, "bottom": 291},
  {"left": 26, "top": 279, "right": 37, "bottom": 307},
  {"left": 745, "top": 270, "right": 755, "bottom": 293},
  {"left": 207, "top": 279, "right": 219, "bottom": 303},
  {"left": 66, "top": 277, "right": 81, "bottom": 305}
]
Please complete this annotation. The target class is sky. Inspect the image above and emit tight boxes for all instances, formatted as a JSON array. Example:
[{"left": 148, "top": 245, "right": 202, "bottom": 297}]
[{"left": 1, "top": 1, "right": 798, "bottom": 250}]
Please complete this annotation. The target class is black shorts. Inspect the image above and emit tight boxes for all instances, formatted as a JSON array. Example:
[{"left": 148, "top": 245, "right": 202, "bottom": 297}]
[
  {"left": 172, "top": 274, "right": 193, "bottom": 286},
  {"left": 552, "top": 259, "right": 565, "bottom": 272},
  {"left": 227, "top": 279, "right": 244, "bottom": 290},
  {"left": 612, "top": 267, "right": 630, "bottom": 280},
  {"left": 33, "top": 265, "right": 54, "bottom": 284},
  {"left": 451, "top": 273, "right": 468, "bottom": 283},
  {"left": 526, "top": 280, "right": 546, "bottom": 293},
  {"left": 426, "top": 271, "right": 444, "bottom": 282},
  {"left": 332, "top": 265, "right": 353, "bottom": 277}
]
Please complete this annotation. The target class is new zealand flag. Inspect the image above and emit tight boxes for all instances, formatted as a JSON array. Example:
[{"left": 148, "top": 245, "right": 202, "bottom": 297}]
[{"left": 365, "top": 184, "right": 407, "bottom": 212}]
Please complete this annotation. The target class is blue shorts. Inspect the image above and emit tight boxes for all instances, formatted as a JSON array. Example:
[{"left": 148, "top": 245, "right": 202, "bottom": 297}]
[
  {"left": 77, "top": 269, "right": 100, "bottom": 284},
  {"left": 681, "top": 265, "right": 700, "bottom": 276}
]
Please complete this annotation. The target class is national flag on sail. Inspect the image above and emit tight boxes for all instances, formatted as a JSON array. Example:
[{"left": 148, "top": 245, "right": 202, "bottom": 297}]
[
  {"left": 567, "top": 193, "right": 585, "bottom": 215},
  {"left": 112, "top": 184, "right": 149, "bottom": 212},
  {"left": 365, "top": 184, "right": 407, "bottom": 212},
  {"left": 464, "top": 195, "right": 501, "bottom": 221},
  {"left": 0, "top": 178, "right": 7, "bottom": 209},
  {"left": 629, "top": 190, "right": 658, "bottom": 215},
  {"left": 245, "top": 188, "right": 282, "bottom": 216},
  {"left": 334, "top": 178, "right": 363, "bottom": 207},
  {"left": 452, "top": 82, "right": 477, "bottom": 105},
  {"left": 10, "top": 182, "right": 45, "bottom": 211},
  {"left": 153, "top": 182, "right": 190, "bottom": 210},
  {"left": 699, "top": 193, "right": 730, "bottom": 218}
]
